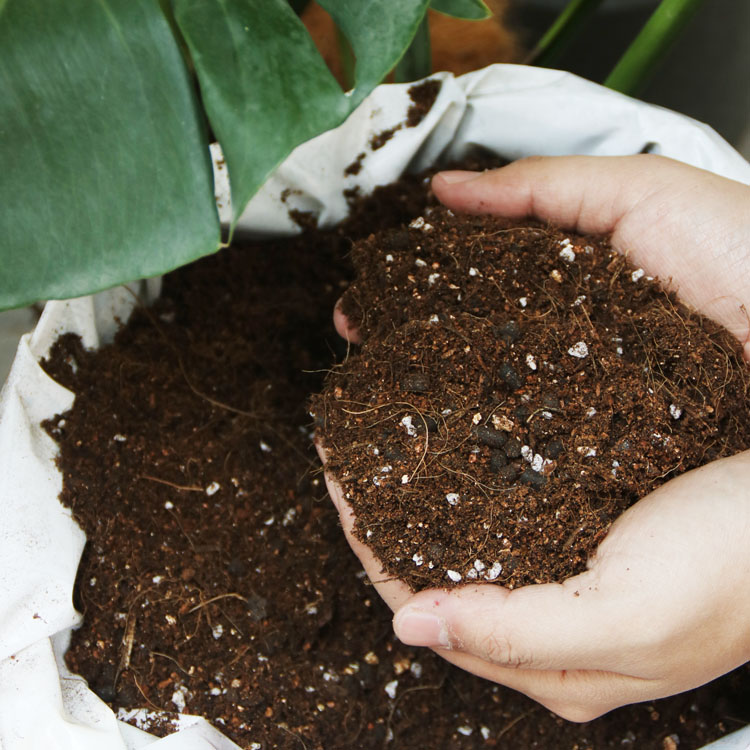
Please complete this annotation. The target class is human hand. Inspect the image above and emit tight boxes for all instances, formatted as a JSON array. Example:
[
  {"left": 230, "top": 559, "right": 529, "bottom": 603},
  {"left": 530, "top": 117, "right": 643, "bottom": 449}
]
[{"left": 320, "top": 155, "right": 750, "bottom": 720}]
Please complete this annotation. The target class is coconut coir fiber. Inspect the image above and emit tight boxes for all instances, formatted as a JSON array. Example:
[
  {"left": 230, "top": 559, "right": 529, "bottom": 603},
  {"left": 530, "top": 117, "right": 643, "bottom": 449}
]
[
  {"left": 312, "top": 206, "right": 750, "bottom": 590},
  {"left": 42, "top": 170, "right": 750, "bottom": 748}
]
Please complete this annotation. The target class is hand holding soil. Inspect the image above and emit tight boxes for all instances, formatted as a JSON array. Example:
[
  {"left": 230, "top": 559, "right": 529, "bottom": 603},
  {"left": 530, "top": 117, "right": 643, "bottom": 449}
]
[{"left": 317, "top": 155, "right": 750, "bottom": 721}]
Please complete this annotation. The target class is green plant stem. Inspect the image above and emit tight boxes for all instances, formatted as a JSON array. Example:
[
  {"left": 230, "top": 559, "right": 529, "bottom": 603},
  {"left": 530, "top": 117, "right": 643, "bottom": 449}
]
[
  {"left": 524, "top": 0, "right": 606, "bottom": 68},
  {"left": 335, "top": 25, "right": 356, "bottom": 91},
  {"left": 604, "top": 0, "right": 705, "bottom": 95},
  {"left": 394, "top": 14, "right": 431, "bottom": 83}
]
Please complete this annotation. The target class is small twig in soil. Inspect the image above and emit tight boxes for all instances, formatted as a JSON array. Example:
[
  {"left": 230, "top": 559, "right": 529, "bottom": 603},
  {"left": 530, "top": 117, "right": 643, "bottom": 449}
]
[
  {"left": 131, "top": 670, "right": 166, "bottom": 713},
  {"left": 383, "top": 677, "right": 447, "bottom": 749},
  {"left": 496, "top": 707, "right": 539, "bottom": 741},
  {"left": 150, "top": 650, "right": 190, "bottom": 676},
  {"left": 278, "top": 724, "right": 309, "bottom": 749},
  {"left": 139, "top": 474, "right": 204, "bottom": 492},
  {"left": 187, "top": 592, "right": 249, "bottom": 614}
]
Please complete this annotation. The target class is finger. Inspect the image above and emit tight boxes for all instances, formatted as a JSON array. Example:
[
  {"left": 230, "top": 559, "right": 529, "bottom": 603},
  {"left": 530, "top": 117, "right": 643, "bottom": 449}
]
[
  {"left": 314, "top": 440, "right": 412, "bottom": 612},
  {"left": 391, "top": 577, "right": 638, "bottom": 675},
  {"left": 433, "top": 155, "right": 750, "bottom": 347},
  {"left": 333, "top": 298, "right": 361, "bottom": 344},
  {"left": 434, "top": 647, "right": 660, "bottom": 722}
]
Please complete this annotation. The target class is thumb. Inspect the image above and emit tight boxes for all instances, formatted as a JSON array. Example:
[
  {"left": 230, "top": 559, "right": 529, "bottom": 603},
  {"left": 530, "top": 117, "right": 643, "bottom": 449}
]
[{"left": 392, "top": 578, "right": 634, "bottom": 674}]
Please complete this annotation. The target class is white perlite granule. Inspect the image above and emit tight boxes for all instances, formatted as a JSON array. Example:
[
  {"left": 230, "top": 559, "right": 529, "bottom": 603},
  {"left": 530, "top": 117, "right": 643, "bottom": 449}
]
[{"left": 568, "top": 341, "right": 589, "bottom": 358}]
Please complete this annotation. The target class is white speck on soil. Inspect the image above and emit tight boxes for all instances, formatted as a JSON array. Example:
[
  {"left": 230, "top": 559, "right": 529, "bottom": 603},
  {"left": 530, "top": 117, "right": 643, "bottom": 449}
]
[
  {"left": 401, "top": 474, "right": 410, "bottom": 484},
  {"left": 366, "top": 529, "right": 373, "bottom": 538},
  {"left": 429, "top": 313, "right": 440, "bottom": 322},
  {"left": 410, "top": 661, "right": 423, "bottom": 678},
  {"left": 410, "top": 217, "right": 426, "bottom": 229},
  {"left": 171, "top": 685, "right": 188, "bottom": 712},
  {"left": 212, "top": 623, "right": 223, "bottom": 640},
  {"left": 385, "top": 253, "right": 394, "bottom": 263},
  {"left": 469, "top": 267, "right": 479, "bottom": 276},
  {"left": 481, "top": 726, "right": 491, "bottom": 740},
  {"left": 519, "top": 297, "right": 528, "bottom": 308},
  {"left": 428, "top": 272, "right": 440, "bottom": 285},
  {"left": 400, "top": 415, "right": 418, "bottom": 437},
  {"left": 586, "top": 407, "right": 597, "bottom": 418},
  {"left": 486, "top": 562, "right": 502, "bottom": 580},
  {"left": 259, "top": 440, "right": 272, "bottom": 452},
  {"left": 282, "top": 508, "right": 297, "bottom": 526},
  {"left": 669, "top": 404, "right": 683, "bottom": 419},
  {"left": 526, "top": 353, "right": 537, "bottom": 370},
  {"left": 530, "top": 453, "right": 545, "bottom": 472},
  {"left": 472, "top": 412, "right": 482, "bottom": 425},
  {"left": 573, "top": 295, "right": 586, "bottom": 306},
  {"left": 559, "top": 246, "right": 576, "bottom": 262},
  {"left": 412, "top": 553, "right": 424, "bottom": 566},
  {"left": 113, "top": 434, "right": 127, "bottom": 442},
  {"left": 205, "top": 481, "right": 220, "bottom": 496},
  {"left": 568, "top": 341, "right": 589, "bottom": 358},
  {"left": 446, "top": 492, "right": 459, "bottom": 506},
  {"left": 631, "top": 268, "right": 645, "bottom": 282},
  {"left": 577, "top": 446, "right": 597, "bottom": 457},
  {"left": 467, "top": 568, "right": 478, "bottom": 579},
  {"left": 550, "top": 269, "right": 563, "bottom": 283},
  {"left": 474, "top": 559, "right": 486, "bottom": 572},
  {"left": 385, "top": 679, "right": 398, "bottom": 699},
  {"left": 521, "top": 445, "right": 533, "bottom": 461},
  {"left": 164, "top": 501, "right": 174, "bottom": 510},
  {"left": 446, "top": 569, "right": 462, "bottom": 582},
  {"left": 457, "top": 726, "right": 473, "bottom": 736},
  {"left": 414, "top": 257, "right": 427, "bottom": 267},
  {"left": 152, "top": 575, "right": 163, "bottom": 584}
]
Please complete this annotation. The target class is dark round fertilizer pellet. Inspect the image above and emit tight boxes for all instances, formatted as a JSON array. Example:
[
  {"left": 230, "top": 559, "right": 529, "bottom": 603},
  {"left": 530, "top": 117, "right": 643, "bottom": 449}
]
[
  {"left": 497, "top": 320, "right": 521, "bottom": 344},
  {"left": 504, "top": 438, "right": 522, "bottom": 458},
  {"left": 400, "top": 373, "right": 430, "bottom": 393},
  {"left": 513, "top": 404, "right": 531, "bottom": 422},
  {"left": 475, "top": 424, "right": 508, "bottom": 448},
  {"left": 490, "top": 450, "right": 508, "bottom": 472},
  {"left": 541, "top": 393, "right": 561, "bottom": 409},
  {"left": 497, "top": 464, "right": 520, "bottom": 482},
  {"left": 499, "top": 362, "right": 524, "bottom": 391},
  {"left": 545, "top": 439, "right": 564, "bottom": 459},
  {"left": 519, "top": 468, "right": 547, "bottom": 488}
]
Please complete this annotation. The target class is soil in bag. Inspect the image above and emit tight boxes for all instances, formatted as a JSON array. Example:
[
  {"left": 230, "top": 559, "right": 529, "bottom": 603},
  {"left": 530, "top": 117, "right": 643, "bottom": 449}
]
[{"left": 42, "top": 167, "right": 750, "bottom": 749}]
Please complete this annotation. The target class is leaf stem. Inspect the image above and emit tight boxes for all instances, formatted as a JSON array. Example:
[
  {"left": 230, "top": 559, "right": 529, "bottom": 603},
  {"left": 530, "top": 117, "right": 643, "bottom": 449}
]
[
  {"left": 604, "top": 0, "right": 705, "bottom": 95},
  {"left": 394, "top": 13, "right": 431, "bottom": 83},
  {"left": 524, "top": 0, "right": 607, "bottom": 67}
]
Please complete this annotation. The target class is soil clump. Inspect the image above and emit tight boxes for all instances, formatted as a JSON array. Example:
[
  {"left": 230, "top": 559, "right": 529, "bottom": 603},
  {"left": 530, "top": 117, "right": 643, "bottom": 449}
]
[
  {"left": 41, "top": 170, "right": 750, "bottom": 748},
  {"left": 313, "top": 207, "right": 750, "bottom": 590}
]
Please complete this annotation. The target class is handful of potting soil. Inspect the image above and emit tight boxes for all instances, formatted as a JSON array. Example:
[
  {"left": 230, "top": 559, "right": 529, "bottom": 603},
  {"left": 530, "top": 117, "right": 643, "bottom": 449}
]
[{"left": 311, "top": 205, "right": 750, "bottom": 590}]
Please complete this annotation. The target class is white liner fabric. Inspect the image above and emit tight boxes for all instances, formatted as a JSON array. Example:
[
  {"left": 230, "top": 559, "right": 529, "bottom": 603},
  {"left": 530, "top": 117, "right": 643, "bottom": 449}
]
[{"left": 1, "top": 65, "right": 749, "bottom": 750}]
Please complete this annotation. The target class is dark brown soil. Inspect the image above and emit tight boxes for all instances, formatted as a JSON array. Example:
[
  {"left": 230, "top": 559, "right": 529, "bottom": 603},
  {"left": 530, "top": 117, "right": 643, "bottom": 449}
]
[
  {"left": 41, "top": 171, "right": 750, "bottom": 749},
  {"left": 312, "top": 208, "right": 750, "bottom": 590}
]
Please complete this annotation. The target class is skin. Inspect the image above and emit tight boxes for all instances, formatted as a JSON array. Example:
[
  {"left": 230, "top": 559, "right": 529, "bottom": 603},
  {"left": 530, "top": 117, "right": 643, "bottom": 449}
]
[{"left": 319, "top": 155, "right": 750, "bottom": 722}]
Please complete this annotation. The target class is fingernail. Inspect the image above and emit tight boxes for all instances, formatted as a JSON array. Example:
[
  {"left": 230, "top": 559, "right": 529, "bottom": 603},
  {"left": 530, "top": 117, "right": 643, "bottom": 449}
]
[
  {"left": 436, "top": 170, "right": 481, "bottom": 185},
  {"left": 394, "top": 608, "right": 451, "bottom": 649}
]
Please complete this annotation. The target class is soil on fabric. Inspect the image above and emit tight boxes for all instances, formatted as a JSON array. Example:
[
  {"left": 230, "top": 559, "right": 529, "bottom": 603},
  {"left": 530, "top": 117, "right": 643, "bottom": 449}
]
[
  {"left": 312, "top": 208, "right": 750, "bottom": 590},
  {"left": 42, "top": 170, "right": 750, "bottom": 749}
]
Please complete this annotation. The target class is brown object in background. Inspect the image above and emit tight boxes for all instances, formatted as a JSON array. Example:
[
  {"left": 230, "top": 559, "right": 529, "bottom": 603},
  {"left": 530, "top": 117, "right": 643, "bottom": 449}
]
[{"left": 302, "top": 1, "right": 520, "bottom": 86}]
